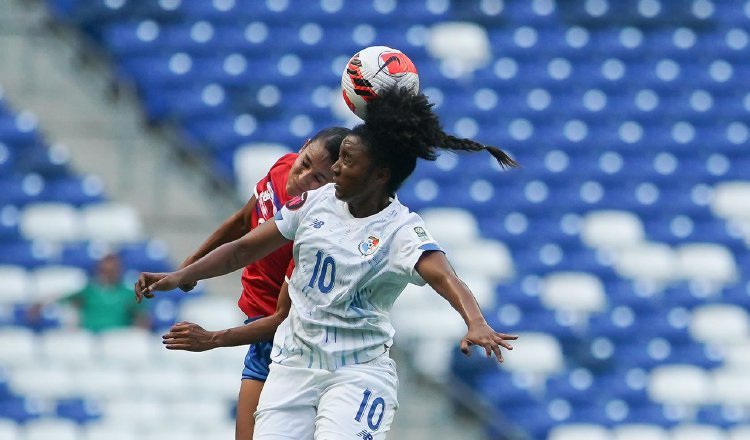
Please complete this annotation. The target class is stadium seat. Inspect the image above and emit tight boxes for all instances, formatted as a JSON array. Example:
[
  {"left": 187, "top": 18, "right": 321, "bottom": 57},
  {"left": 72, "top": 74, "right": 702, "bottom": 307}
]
[
  {"left": 450, "top": 239, "right": 515, "bottom": 282},
  {"left": 82, "top": 422, "right": 138, "bottom": 440},
  {"left": 131, "top": 368, "right": 190, "bottom": 399},
  {"left": 426, "top": 22, "right": 491, "bottom": 76},
  {"left": 71, "top": 365, "right": 129, "bottom": 400},
  {"left": 177, "top": 297, "right": 246, "bottom": 331},
  {"left": 676, "top": 243, "right": 738, "bottom": 284},
  {"left": 30, "top": 265, "right": 87, "bottom": 302},
  {"left": 647, "top": 364, "right": 712, "bottom": 405},
  {"left": 0, "top": 327, "right": 36, "bottom": 367},
  {"left": 164, "top": 398, "right": 230, "bottom": 432},
  {"left": 581, "top": 210, "right": 645, "bottom": 249},
  {"left": 233, "top": 143, "right": 293, "bottom": 200},
  {"left": 611, "top": 424, "right": 669, "bottom": 440},
  {"left": 547, "top": 423, "right": 612, "bottom": 440},
  {"left": 0, "top": 419, "right": 20, "bottom": 440},
  {"left": 101, "top": 397, "right": 166, "bottom": 431},
  {"left": 689, "top": 304, "right": 750, "bottom": 345},
  {"left": 8, "top": 365, "right": 75, "bottom": 400},
  {"left": 728, "top": 426, "right": 750, "bottom": 440},
  {"left": 419, "top": 207, "right": 480, "bottom": 251},
  {"left": 670, "top": 424, "right": 728, "bottom": 440},
  {"left": 612, "top": 243, "right": 679, "bottom": 283},
  {"left": 711, "top": 181, "right": 750, "bottom": 220},
  {"left": 23, "top": 418, "right": 80, "bottom": 440},
  {"left": 81, "top": 203, "right": 143, "bottom": 243},
  {"left": 711, "top": 368, "right": 750, "bottom": 406},
  {"left": 19, "top": 203, "right": 81, "bottom": 242},
  {"left": 540, "top": 272, "right": 606, "bottom": 314},
  {"left": 97, "top": 328, "right": 155, "bottom": 367},
  {"left": 723, "top": 341, "right": 750, "bottom": 369},
  {"left": 0, "top": 265, "right": 31, "bottom": 305},
  {"left": 500, "top": 332, "right": 564, "bottom": 376}
]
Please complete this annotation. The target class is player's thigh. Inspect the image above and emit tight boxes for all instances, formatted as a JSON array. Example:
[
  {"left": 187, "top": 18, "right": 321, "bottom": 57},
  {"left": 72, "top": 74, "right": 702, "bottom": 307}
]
[
  {"left": 315, "top": 356, "right": 399, "bottom": 440},
  {"left": 254, "top": 363, "right": 319, "bottom": 440},
  {"left": 236, "top": 379, "right": 264, "bottom": 440}
]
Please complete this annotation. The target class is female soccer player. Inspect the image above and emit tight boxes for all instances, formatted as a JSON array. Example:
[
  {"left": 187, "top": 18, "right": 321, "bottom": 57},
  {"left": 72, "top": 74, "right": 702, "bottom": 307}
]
[
  {"left": 136, "top": 87, "right": 518, "bottom": 439},
  {"left": 166, "top": 126, "right": 349, "bottom": 440}
]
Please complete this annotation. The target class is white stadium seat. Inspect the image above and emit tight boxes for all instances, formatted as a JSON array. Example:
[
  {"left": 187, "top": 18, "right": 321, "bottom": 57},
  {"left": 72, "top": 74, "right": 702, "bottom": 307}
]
[
  {"left": 451, "top": 240, "right": 515, "bottom": 282},
  {"left": 102, "top": 397, "right": 166, "bottom": 431},
  {"left": 81, "top": 202, "right": 143, "bottom": 243},
  {"left": 723, "top": 341, "right": 750, "bottom": 368},
  {"left": 581, "top": 210, "right": 645, "bottom": 249},
  {"left": 648, "top": 364, "right": 712, "bottom": 405},
  {"left": 233, "top": 143, "right": 292, "bottom": 200},
  {"left": 671, "top": 424, "right": 728, "bottom": 440},
  {"left": 541, "top": 272, "right": 606, "bottom": 314},
  {"left": 548, "top": 423, "right": 612, "bottom": 440},
  {"left": 72, "top": 366, "right": 130, "bottom": 400},
  {"left": 188, "top": 370, "right": 241, "bottom": 400},
  {"left": 427, "top": 22, "right": 491, "bottom": 76},
  {"left": 419, "top": 207, "right": 480, "bottom": 250},
  {"left": 712, "top": 368, "right": 750, "bottom": 405},
  {"left": 23, "top": 418, "right": 79, "bottom": 440},
  {"left": 165, "top": 398, "right": 231, "bottom": 431},
  {"left": 0, "top": 419, "right": 20, "bottom": 440},
  {"left": 612, "top": 424, "right": 669, "bottom": 440},
  {"left": 728, "top": 426, "right": 750, "bottom": 440},
  {"left": 131, "top": 368, "right": 190, "bottom": 399},
  {"left": 501, "top": 332, "right": 563, "bottom": 376},
  {"left": 178, "top": 297, "right": 247, "bottom": 331},
  {"left": 141, "top": 428, "right": 199, "bottom": 440},
  {"left": 613, "top": 243, "right": 679, "bottom": 283},
  {"left": 98, "top": 328, "right": 156, "bottom": 367},
  {"left": 83, "top": 422, "right": 138, "bottom": 440},
  {"left": 0, "top": 265, "right": 30, "bottom": 305},
  {"left": 31, "top": 265, "right": 88, "bottom": 302},
  {"left": 19, "top": 203, "right": 81, "bottom": 242},
  {"left": 8, "top": 364, "right": 75, "bottom": 399},
  {"left": 689, "top": 304, "right": 749, "bottom": 345},
  {"left": 676, "top": 243, "right": 737, "bottom": 284},
  {"left": 711, "top": 181, "right": 750, "bottom": 220},
  {"left": 0, "top": 327, "right": 36, "bottom": 367},
  {"left": 39, "top": 329, "right": 96, "bottom": 367}
]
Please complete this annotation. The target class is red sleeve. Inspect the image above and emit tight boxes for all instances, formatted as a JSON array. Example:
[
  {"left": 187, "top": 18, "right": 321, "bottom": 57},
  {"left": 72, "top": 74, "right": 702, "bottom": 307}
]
[
  {"left": 254, "top": 153, "right": 296, "bottom": 204},
  {"left": 285, "top": 259, "right": 295, "bottom": 281}
]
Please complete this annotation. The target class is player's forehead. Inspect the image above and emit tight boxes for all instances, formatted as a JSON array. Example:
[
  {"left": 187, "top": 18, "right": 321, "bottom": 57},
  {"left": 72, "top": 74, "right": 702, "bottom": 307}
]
[
  {"left": 341, "top": 134, "right": 369, "bottom": 154},
  {"left": 301, "top": 139, "right": 333, "bottom": 165}
]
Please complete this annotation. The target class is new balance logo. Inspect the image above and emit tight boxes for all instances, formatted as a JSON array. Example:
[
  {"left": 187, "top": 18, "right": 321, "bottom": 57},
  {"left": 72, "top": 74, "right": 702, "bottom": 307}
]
[
  {"left": 311, "top": 219, "right": 325, "bottom": 229},
  {"left": 357, "top": 430, "right": 373, "bottom": 440}
]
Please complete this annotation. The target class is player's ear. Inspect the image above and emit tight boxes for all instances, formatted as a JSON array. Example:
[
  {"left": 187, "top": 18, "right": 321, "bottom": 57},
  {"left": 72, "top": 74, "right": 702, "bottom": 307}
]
[{"left": 374, "top": 166, "right": 390, "bottom": 188}]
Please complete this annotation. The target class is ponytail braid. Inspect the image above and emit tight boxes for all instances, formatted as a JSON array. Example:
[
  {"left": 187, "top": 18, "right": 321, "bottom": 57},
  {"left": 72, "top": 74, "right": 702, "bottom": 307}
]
[{"left": 438, "top": 133, "right": 519, "bottom": 169}]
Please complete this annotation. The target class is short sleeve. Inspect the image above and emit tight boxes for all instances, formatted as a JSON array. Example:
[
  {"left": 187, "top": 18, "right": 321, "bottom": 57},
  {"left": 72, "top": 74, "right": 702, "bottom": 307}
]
[
  {"left": 389, "top": 219, "right": 443, "bottom": 286},
  {"left": 274, "top": 185, "right": 326, "bottom": 240}
]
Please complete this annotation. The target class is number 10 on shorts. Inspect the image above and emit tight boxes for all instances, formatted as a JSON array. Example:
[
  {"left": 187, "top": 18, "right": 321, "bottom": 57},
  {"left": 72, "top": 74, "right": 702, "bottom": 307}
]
[{"left": 355, "top": 388, "right": 386, "bottom": 431}]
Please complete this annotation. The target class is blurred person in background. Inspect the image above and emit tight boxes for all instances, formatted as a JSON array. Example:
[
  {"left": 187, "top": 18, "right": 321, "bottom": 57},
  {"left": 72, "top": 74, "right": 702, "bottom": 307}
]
[
  {"left": 167, "top": 127, "right": 350, "bottom": 440},
  {"left": 29, "top": 253, "right": 149, "bottom": 332}
]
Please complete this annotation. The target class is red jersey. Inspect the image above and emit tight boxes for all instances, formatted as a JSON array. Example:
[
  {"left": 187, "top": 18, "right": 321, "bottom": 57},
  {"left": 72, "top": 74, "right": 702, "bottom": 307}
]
[{"left": 238, "top": 153, "right": 297, "bottom": 318}]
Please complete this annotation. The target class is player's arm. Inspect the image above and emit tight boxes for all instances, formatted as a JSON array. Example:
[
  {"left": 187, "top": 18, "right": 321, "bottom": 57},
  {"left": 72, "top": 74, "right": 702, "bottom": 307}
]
[
  {"left": 415, "top": 251, "right": 517, "bottom": 362},
  {"left": 161, "top": 281, "right": 292, "bottom": 351},
  {"left": 135, "top": 219, "right": 289, "bottom": 302},
  {"left": 176, "top": 195, "right": 257, "bottom": 291}
]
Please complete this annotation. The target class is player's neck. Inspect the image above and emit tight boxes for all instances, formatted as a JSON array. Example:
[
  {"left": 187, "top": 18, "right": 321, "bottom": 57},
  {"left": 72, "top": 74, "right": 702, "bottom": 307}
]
[{"left": 347, "top": 193, "right": 390, "bottom": 218}]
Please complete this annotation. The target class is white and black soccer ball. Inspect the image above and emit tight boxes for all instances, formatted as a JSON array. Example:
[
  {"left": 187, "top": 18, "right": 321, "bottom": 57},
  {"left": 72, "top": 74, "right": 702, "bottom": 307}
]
[{"left": 341, "top": 46, "right": 420, "bottom": 120}]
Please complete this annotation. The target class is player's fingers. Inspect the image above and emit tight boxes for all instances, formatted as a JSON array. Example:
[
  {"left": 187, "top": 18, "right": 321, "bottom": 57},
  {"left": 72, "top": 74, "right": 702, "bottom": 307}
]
[
  {"left": 164, "top": 343, "right": 193, "bottom": 351},
  {"left": 134, "top": 282, "right": 142, "bottom": 303},
  {"left": 495, "top": 332, "right": 519, "bottom": 340},
  {"left": 491, "top": 342, "right": 504, "bottom": 363},
  {"left": 494, "top": 334, "right": 514, "bottom": 350},
  {"left": 483, "top": 342, "right": 493, "bottom": 358},
  {"left": 459, "top": 339, "right": 471, "bottom": 356}
]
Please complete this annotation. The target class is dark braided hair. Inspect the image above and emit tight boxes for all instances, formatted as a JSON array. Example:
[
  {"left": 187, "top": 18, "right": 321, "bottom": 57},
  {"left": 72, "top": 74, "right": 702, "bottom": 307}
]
[{"left": 352, "top": 87, "right": 518, "bottom": 194}]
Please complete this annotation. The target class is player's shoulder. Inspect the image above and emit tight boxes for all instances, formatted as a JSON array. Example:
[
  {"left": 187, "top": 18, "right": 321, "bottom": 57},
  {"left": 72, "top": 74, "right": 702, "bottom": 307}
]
[
  {"left": 283, "top": 183, "right": 335, "bottom": 212},
  {"left": 269, "top": 152, "right": 298, "bottom": 175}
]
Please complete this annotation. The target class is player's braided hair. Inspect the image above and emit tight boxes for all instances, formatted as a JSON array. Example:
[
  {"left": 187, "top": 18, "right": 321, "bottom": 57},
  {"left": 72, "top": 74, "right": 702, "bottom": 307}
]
[{"left": 352, "top": 87, "right": 518, "bottom": 193}]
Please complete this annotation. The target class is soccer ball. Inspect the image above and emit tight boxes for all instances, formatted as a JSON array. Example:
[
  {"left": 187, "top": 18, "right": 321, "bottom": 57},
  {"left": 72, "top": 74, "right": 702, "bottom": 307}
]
[{"left": 341, "top": 46, "right": 420, "bottom": 119}]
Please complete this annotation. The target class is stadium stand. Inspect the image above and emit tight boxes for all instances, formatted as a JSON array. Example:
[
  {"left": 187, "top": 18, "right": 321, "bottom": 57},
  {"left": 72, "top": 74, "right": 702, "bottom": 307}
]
[{"left": 0, "top": 0, "right": 745, "bottom": 438}]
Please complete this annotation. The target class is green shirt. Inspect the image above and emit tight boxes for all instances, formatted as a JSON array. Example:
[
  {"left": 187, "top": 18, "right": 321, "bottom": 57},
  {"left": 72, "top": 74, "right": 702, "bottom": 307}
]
[{"left": 66, "top": 282, "right": 143, "bottom": 332}]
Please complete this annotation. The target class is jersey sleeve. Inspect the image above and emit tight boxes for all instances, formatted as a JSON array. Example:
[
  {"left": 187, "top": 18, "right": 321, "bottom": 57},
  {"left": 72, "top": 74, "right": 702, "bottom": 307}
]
[
  {"left": 284, "top": 259, "right": 295, "bottom": 282},
  {"left": 253, "top": 154, "right": 293, "bottom": 202},
  {"left": 389, "top": 217, "right": 443, "bottom": 286},
  {"left": 273, "top": 185, "right": 324, "bottom": 240}
]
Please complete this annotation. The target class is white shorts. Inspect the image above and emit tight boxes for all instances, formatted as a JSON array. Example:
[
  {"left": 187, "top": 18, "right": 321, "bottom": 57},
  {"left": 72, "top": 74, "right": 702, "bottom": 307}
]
[{"left": 254, "top": 353, "right": 399, "bottom": 440}]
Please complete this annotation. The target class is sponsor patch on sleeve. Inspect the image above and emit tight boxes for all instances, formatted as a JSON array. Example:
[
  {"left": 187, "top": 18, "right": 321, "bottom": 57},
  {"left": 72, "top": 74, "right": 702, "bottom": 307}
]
[
  {"left": 413, "top": 226, "right": 429, "bottom": 241},
  {"left": 285, "top": 192, "right": 307, "bottom": 211}
]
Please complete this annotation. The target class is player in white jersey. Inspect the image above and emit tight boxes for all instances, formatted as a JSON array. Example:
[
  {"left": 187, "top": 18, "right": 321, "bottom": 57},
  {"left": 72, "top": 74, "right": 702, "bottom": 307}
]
[{"left": 136, "top": 87, "right": 519, "bottom": 439}]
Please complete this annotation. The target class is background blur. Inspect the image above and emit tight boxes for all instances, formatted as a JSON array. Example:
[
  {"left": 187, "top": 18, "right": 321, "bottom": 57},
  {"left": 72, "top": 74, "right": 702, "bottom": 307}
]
[{"left": 0, "top": 0, "right": 749, "bottom": 439}]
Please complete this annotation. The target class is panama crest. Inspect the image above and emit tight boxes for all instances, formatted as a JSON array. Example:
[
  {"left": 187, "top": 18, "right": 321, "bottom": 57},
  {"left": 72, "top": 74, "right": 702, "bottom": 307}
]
[{"left": 358, "top": 235, "right": 380, "bottom": 256}]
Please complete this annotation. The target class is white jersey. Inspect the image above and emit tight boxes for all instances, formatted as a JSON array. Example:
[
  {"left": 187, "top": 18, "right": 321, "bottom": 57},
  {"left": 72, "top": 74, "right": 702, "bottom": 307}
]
[{"left": 272, "top": 183, "right": 442, "bottom": 370}]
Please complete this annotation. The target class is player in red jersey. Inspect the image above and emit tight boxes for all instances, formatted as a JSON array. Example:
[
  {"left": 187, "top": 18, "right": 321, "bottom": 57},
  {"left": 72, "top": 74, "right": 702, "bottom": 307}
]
[{"left": 172, "top": 127, "right": 350, "bottom": 440}]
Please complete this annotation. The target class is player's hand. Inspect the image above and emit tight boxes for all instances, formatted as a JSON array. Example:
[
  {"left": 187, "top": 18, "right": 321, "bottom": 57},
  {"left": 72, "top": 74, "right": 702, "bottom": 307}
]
[
  {"left": 162, "top": 321, "right": 217, "bottom": 352},
  {"left": 177, "top": 258, "right": 199, "bottom": 292},
  {"left": 134, "top": 272, "right": 182, "bottom": 303},
  {"left": 460, "top": 322, "right": 517, "bottom": 362}
]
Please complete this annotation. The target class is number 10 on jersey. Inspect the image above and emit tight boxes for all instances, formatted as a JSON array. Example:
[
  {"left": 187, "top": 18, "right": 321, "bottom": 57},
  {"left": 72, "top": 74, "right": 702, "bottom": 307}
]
[{"left": 308, "top": 250, "right": 336, "bottom": 293}]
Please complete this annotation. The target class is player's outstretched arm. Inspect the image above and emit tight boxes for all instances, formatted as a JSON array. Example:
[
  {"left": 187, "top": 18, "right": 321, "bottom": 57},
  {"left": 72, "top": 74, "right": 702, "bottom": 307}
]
[
  {"left": 135, "top": 219, "right": 290, "bottom": 303},
  {"left": 177, "top": 195, "right": 257, "bottom": 292},
  {"left": 415, "top": 251, "right": 518, "bottom": 362},
  {"left": 161, "top": 281, "right": 293, "bottom": 351}
]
